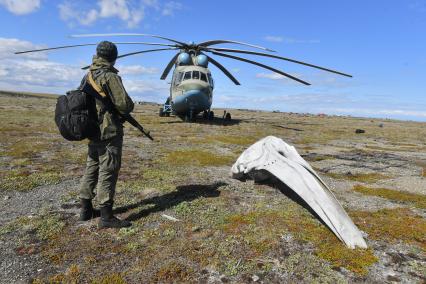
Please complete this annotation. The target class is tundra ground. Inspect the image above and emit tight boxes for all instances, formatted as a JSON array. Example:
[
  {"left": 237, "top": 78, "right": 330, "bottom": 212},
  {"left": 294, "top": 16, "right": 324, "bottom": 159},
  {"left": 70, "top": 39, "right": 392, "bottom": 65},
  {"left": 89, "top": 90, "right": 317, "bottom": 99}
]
[{"left": 0, "top": 91, "right": 425, "bottom": 283}]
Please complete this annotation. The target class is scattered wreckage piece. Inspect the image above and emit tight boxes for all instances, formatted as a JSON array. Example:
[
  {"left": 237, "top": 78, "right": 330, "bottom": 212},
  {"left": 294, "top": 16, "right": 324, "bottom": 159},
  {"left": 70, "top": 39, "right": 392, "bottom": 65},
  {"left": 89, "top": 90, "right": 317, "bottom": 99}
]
[{"left": 231, "top": 136, "right": 367, "bottom": 249}]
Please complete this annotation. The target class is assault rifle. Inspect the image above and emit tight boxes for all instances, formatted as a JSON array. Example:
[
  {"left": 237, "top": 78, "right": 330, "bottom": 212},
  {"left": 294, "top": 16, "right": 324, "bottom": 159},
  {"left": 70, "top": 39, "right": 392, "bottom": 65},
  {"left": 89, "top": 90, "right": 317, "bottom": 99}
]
[{"left": 83, "top": 73, "right": 154, "bottom": 141}]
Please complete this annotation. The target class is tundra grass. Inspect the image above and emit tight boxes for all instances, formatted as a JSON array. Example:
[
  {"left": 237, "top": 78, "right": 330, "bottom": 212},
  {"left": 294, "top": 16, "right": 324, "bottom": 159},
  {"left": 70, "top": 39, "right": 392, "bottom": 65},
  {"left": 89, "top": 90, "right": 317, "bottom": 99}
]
[
  {"left": 165, "top": 149, "right": 235, "bottom": 166},
  {"left": 353, "top": 184, "right": 426, "bottom": 209},
  {"left": 325, "top": 172, "right": 389, "bottom": 183},
  {"left": 351, "top": 208, "right": 426, "bottom": 251}
]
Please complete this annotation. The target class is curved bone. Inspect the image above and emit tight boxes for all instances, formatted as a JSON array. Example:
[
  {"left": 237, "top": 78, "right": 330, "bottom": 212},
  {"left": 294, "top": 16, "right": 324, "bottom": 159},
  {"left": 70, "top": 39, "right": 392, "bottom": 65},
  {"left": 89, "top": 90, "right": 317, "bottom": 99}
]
[{"left": 231, "top": 136, "right": 367, "bottom": 249}]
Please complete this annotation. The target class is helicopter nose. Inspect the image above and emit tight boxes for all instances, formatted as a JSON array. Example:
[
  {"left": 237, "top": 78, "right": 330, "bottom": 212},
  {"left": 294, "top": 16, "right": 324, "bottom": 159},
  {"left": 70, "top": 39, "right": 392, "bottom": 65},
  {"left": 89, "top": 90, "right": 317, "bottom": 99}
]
[{"left": 172, "top": 89, "right": 210, "bottom": 112}]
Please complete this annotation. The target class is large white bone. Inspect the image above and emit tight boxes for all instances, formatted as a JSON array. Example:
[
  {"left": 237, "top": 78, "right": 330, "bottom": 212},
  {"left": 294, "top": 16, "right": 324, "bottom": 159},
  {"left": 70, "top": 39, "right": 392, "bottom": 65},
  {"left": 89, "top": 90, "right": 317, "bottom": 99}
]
[{"left": 231, "top": 136, "right": 367, "bottom": 249}]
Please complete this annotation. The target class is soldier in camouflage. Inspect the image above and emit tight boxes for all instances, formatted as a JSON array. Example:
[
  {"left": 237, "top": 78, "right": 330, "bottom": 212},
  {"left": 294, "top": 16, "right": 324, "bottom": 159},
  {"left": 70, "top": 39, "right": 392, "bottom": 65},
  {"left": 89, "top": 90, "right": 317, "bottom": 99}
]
[{"left": 79, "top": 41, "right": 134, "bottom": 228}]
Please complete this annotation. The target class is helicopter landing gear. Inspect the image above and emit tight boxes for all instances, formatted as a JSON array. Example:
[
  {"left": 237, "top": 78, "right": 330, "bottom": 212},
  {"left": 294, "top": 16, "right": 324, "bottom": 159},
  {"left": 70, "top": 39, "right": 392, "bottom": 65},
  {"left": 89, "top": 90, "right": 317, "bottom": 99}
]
[
  {"left": 208, "top": 110, "right": 214, "bottom": 121},
  {"left": 222, "top": 110, "right": 232, "bottom": 125},
  {"left": 185, "top": 109, "right": 196, "bottom": 122},
  {"left": 202, "top": 110, "right": 208, "bottom": 120}
]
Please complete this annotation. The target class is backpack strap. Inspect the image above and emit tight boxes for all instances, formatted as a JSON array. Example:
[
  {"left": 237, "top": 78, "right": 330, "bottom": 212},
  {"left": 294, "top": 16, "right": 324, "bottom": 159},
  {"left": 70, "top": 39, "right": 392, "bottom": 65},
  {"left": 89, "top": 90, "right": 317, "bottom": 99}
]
[{"left": 87, "top": 71, "right": 107, "bottom": 98}]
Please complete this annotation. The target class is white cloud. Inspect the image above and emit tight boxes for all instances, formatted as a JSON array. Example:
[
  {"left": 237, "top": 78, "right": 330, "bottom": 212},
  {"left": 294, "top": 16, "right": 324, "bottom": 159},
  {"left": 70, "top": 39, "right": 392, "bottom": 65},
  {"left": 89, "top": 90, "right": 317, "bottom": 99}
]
[
  {"left": 117, "top": 64, "right": 158, "bottom": 75},
  {"left": 264, "top": 36, "right": 283, "bottom": 43},
  {"left": 58, "top": 0, "right": 181, "bottom": 28},
  {"left": 98, "top": 0, "right": 144, "bottom": 28},
  {"left": 0, "top": 0, "right": 40, "bottom": 15},
  {"left": 59, "top": 3, "right": 99, "bottom": 26},
  {"left": 0, "top": 37, "right": 47, "bottom": 60},
  {"left": 161, "top": 1, "right": 182, "bottom": 16},
  {"left": 256, "top": 72, "right": 285, "bottom": 80},
  {"left": 0, "top": 37, "right": 165, "bottom": 99},
  {"left": 264, "top": 35, "right": 320, "bottom": 44}
]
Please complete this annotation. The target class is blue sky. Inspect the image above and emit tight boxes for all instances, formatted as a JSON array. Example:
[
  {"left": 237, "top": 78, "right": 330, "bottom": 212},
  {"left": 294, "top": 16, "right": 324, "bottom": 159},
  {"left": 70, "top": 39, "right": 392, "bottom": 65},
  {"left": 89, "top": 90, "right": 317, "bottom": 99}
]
[{"left": 0, "top": 0, "right": 425, "bottom": 121}]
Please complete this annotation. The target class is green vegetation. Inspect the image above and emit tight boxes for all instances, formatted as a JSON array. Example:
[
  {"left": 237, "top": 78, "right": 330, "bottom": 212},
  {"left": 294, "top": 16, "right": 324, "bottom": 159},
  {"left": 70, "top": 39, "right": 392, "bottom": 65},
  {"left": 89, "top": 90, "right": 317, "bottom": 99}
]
[
  {"left": 352, "top": 208, "right": 426, "bottom": 251},
  {"left": 2, "top": 92, "right": 426, "bottom": 282},
  {"left": 0, "top": 171, "right": 62, "bottom": 191},
  {"left": 204, "top": 135, "right": 258, "bottom": 146},
  {"left": 325, "top": 172, "right": 389, "bottom": 183},
  {"left": 165, "top": 149, "right": 235, "bottom": 166},
  {"left": 353, "top": 184, "right": 426, "bottom": 209},
  {"left": 0, "top": 212, "right": 65, "bottom": 241},
  {"left": 222, "top": 206, "right": 378, "bottom": 275}
]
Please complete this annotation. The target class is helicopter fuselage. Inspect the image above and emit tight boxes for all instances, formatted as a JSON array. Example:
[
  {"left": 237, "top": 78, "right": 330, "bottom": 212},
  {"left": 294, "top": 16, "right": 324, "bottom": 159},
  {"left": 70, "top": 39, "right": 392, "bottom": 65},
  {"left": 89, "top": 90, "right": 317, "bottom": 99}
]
[{"left": 169, "top": 64, "right": 213, "bottom": 117}]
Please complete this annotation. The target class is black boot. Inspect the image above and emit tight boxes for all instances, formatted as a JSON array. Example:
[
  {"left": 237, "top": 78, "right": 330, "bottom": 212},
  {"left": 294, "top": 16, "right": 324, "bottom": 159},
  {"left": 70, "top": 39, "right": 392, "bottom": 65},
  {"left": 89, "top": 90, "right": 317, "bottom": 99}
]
[
  {"left": 79, "top": 199, "right": 100, "bottom": 221},
  {"left": 99, "top": 205, "right": 131, "bottom": 228}
]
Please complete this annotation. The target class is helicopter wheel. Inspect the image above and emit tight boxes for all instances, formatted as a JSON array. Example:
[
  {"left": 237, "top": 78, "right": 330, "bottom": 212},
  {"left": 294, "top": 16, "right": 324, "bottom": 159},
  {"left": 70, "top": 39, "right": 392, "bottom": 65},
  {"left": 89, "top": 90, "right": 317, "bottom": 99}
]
[
  {"left": 225, "top": 112, "right": 231, "bottom": 121},
  {"left": 159, "top": 107, "right": 165, "bottom": 117},
  {"left": 202, "top": 110, "right": 208, "bottom": 120},
  {"left": 208, "top": 111, "right": 214, "bottom": 121}
]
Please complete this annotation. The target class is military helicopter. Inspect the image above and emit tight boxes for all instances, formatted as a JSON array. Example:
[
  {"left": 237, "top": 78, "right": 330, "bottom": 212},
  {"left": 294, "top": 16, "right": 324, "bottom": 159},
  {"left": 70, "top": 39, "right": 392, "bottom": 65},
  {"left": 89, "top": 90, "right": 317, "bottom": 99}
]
[{"left": 15, "top": 33, "right": 352, "bottom": 122}]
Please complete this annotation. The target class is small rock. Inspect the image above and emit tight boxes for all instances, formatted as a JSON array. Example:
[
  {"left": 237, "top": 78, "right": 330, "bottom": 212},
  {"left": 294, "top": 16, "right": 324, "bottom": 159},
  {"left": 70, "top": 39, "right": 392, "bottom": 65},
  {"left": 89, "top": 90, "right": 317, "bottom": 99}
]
[
  {"left": 3, "top": 195, "right": 10, "bottom": 200},
  {"left": 379, "top": 123, "right": 384, "bottom": 128},
  {"left": 191, "top": 226, "right": 201, "bottom": 232},
  {"left": 252, "top": 275, "right": 260, "bottom": 282},
  {"left": 355, "top": 129, "right": 365, "bottom": 134},
  {"left": 220, "top": 274, "right": 229, "bottom": 283}
]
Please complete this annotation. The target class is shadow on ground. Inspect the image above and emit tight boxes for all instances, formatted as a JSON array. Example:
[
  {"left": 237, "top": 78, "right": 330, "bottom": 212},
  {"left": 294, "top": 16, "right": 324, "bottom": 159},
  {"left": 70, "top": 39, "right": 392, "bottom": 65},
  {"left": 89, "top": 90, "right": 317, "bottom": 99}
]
[
  {"left": 236, "top": 172, "right": 327, "bottom": 228},
  {"left": 160, "top": 116, "right": 243, "bottom": 126},
  {"left": 115, "top": 182, "right": 226, "bottom": 221}
]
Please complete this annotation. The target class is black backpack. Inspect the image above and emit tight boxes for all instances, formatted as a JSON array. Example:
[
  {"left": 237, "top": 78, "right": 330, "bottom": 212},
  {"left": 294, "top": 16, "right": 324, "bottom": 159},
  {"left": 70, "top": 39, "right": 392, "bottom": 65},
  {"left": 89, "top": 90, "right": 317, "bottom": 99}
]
[{"left": 54, "top": 84, "right": 99, "bottom": 141}]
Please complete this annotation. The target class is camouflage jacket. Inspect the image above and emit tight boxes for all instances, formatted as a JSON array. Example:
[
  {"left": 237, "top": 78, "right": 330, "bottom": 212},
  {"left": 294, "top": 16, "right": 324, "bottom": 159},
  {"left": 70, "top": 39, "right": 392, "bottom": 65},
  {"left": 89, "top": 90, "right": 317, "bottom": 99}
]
[{"left": 87, "top": 56, "right": 134, "bottom": 141}]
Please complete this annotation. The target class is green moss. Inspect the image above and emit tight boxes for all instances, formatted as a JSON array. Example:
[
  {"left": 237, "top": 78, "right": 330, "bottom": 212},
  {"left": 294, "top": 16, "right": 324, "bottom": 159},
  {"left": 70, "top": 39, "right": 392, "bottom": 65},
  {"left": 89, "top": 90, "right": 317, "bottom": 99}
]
[
  {"left": 0, "top": 213, "right": 65, "bottom": 241},
  {"left": 165, "top": 149, "right": 235, "bottom": 166},
  {"left": 36, "top": 214, "right": 66, "bottom": 240},
  {"left": 353, "top": 184, "right": 426, "bottom": 209},
  {"left": 351, "top": 208, "right": 426, "bottom": 251},
  {"left": 204, "top": 135, "right": 257, "bottom": 146},
  {"left": 91, "top": 273, "right": 127, "bottom": 284},
  {"left": 0, "top": 171, "right": 62, "bottom": 191},
  {"left": 222, "top": 208, "right": 377, "bottom": 275},
  {"left": 326, "top": 172, "right": 388, "bottom": 183},
  {"left": 153, "top": 261, "right": 194, "bottom": 282}
]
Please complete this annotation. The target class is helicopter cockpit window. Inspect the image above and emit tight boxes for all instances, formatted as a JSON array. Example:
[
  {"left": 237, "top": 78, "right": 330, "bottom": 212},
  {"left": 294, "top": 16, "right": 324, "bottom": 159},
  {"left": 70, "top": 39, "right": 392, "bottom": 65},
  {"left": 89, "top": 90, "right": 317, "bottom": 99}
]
[
  {"left": 192, "top": 71, "right": 200, "bottom": 80},
  {"left": 175, "top": 72, "right": 184, "bottom": 85},
  {"left": 200, "top": 72, "right": 207, "bottom": 82},
  {"left": 207, "top": 73, "right": 214, "bottom": 88},
  {"left": 183, "top": 71, "right": 192, "bottom": 80}
]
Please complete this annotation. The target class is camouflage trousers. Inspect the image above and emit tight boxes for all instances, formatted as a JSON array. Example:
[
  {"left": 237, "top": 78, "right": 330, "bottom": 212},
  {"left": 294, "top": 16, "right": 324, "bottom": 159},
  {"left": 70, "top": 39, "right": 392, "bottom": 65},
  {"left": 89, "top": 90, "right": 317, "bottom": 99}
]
[{"left": 79, "top": 135, "right": 123, "bottom": 207}]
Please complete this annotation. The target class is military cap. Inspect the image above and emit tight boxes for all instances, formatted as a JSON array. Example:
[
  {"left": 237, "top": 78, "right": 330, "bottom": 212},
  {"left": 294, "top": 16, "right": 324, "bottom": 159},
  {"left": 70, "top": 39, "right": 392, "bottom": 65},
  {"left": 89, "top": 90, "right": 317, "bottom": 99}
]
[{"left": 96, "top": 41, "right": 118, "bottom": 62}]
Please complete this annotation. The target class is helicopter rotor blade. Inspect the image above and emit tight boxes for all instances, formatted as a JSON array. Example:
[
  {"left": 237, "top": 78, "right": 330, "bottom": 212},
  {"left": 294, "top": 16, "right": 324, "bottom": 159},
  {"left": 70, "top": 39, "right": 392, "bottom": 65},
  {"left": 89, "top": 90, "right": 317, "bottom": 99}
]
[
  {"left": 203, "top": 47, "right": 352, "bottom": 78},
  {"left": 81, "top": 47, "right": 179, "bottom": 70},
  {"left": 14, "top": 42, "right": 178, "bottom": 55},
  {"left": 198, "top": 40, "right": 275, "bottom": 52},
  {"left": 202, "top": 53, "right": 240, "bottom": 85},
  {"left": 210, "top": 50, "right": 310, "bottom": 85},
  {"left": 71, "top": 33, "right": 188, "bottom": 47},
  {"left": 160, "top": 53, "right": 180, "bottom": 80}
]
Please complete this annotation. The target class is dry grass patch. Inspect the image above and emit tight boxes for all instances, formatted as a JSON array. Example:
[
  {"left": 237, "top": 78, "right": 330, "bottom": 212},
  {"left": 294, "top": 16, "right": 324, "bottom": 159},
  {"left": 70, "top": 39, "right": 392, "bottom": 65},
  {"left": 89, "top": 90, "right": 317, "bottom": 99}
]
[{"left": 353, "top": 184, "right": 426, "bottom": 209}]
